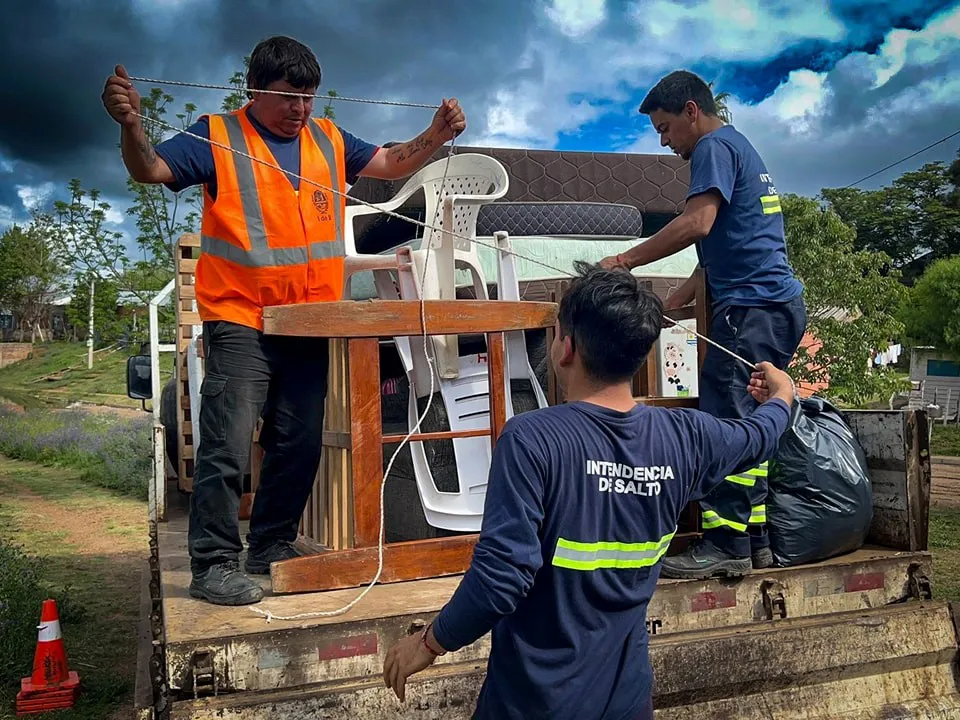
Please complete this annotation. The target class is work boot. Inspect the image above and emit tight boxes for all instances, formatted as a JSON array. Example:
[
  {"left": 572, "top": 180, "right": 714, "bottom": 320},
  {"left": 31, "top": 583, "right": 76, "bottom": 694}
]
[
  {"left": 189, "top": 560, "right": 264, "bottom": 605},
  {"left": 752, "top": 546, "right": 773, "bottom": 569},
  {"left": 659, "top": 539, "right": 751, "bottom": 580},
  {"left": 244, "top": 540, "right": 303, "bottom": 575}
]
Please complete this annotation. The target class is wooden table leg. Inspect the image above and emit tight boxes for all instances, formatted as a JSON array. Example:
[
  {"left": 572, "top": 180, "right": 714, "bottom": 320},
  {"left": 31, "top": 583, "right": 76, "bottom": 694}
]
[
  {"left": 488, "top": 332, "right": 507, "bottom": 445},
  {"left": 349, "top": 337, "right": 383, "bottom": 548}
]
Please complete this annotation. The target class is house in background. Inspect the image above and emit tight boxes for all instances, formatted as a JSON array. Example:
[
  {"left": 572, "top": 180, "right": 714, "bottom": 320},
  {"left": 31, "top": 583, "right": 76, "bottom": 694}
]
[{"left": 909, "top": 346, "right": 960, "bottom": 419}]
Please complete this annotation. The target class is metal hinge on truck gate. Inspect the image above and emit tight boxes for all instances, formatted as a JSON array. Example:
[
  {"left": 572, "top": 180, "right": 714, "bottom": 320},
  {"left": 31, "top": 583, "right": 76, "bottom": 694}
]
[{"left": 761, "top": 580, "right": 788, "bottom": 620}]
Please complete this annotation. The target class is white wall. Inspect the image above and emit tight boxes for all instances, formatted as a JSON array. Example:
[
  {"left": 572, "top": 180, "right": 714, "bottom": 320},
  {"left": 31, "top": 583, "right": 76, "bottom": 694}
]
[{"left": 910, "top": 348, "right": 960, "bottom": 418}]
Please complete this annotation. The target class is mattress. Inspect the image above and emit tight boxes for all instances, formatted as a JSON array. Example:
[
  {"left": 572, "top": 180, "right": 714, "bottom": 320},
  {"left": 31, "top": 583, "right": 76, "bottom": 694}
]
[{"left": 346, "top": 235, "right": 699, "bottom": 301}]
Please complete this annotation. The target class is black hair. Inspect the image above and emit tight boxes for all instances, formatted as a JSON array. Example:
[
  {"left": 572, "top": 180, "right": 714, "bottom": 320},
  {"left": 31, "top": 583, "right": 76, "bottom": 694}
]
[
  {"left": 639, "top": 70, "right": 717, "bottom": 117},
  {"left": 558, "top": 261, "right": 664, "bottom": 383},
  {"left": 247, "top": 35, "right": 321, "bottom": 93}
]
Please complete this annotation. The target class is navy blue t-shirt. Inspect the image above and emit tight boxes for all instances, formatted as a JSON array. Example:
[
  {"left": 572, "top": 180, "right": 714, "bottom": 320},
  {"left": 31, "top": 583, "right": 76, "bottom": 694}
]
[
  {"left": 153, "top": 106, "right": 379, "bottom": 198},
  {"left": 688, "top": 124, "right": 803, "bottom": 310},
  {"left": 432, "top": 397, "right": 791, "bottom": 720}
]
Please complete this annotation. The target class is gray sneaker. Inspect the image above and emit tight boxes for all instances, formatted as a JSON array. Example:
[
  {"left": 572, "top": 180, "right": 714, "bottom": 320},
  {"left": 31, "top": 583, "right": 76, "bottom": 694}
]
[
  {"left": 244, "top": 540, "right": 303, "bottom": 575},
  {"left": 659, "top": 540, "right": 752, "bottom": 580},
  {"left": 189, "top": 560, "right": 264, "bottom": 605}
]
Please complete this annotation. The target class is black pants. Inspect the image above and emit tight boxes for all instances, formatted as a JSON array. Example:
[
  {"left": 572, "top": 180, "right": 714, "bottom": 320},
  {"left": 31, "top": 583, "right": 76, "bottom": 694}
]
[
  {"left": 697, "top": 296, "right": 808, "bottom": 557},
  {"left": 188, "top": 320, "right": 330, "bottom": 573}
]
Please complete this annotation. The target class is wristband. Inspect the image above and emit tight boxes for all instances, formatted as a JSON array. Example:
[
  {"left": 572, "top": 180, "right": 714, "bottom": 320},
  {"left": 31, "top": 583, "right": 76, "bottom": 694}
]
[{"left": 421, "top": 622, "right": 446, "bottom": 657}]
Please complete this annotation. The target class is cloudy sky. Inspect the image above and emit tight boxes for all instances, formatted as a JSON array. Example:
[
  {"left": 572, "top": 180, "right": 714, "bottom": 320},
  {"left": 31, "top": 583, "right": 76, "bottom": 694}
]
[{"left": 2, "top": 0, "right": 960, "bottom": 245}]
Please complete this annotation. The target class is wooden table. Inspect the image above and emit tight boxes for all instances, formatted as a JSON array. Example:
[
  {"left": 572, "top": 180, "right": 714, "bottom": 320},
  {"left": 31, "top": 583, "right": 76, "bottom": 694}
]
[{"left": 261, "top": 298, "right": 558, "bottom": 594}]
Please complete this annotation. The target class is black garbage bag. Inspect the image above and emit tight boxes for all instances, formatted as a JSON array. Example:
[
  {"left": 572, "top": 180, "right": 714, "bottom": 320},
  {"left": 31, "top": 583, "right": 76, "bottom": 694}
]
[{"left": 767, "top": 396, "right": 873, "bottom": 567}]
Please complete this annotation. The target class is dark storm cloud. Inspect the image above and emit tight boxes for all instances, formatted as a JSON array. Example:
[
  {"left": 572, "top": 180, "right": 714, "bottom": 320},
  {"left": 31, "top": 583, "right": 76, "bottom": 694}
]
[{"left": 0, "top": 0, "right": 536, "bottom": 176}]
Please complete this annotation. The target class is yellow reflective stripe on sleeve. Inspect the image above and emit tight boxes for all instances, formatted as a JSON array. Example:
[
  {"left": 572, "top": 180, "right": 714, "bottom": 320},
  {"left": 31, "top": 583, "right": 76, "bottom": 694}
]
[
  {"left": 724, "top": 461, "right": 768, "bottom": 487},
  {"left": 761, "top": 195, "right": 781, "bottom": 214},
  {"left": 551, "top": 531, "right": 676, "bottom": 571},
  {"left": 701, "top": 510, "right": 747, "bottom": 533},
  {"left": 748, "top": 505, "right": 767, "bottom": 524}
]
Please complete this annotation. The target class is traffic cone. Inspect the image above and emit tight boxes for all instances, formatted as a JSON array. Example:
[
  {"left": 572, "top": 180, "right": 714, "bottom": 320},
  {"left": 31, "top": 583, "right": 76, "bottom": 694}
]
[{"left": 15, "top": 599, "right": 81, "bottom": 716}]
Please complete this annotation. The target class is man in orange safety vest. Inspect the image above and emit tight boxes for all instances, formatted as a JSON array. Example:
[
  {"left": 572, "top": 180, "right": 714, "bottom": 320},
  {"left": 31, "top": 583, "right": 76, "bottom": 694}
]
[{"left": 102, "top": 35, "right": 466, "bottom": 605}]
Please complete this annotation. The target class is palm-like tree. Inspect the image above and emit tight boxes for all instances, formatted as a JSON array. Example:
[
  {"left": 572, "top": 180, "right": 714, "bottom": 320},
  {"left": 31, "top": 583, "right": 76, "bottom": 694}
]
[{"left": 708, "top": 81, "right": 732, "bottom": 124}]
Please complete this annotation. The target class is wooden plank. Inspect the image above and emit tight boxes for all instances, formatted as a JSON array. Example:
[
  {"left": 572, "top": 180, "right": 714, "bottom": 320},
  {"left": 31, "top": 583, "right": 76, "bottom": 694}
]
[
  {"left": 179, "top": 258, "right": 198, "bottom": 274},
  {"left": 664, "top": 306, "right": 697, "bottom": 322},
  {"left": 178, "top": 311, "right": 201, "bottom": 326},
  {"left": 178, "top": 233, "right": 201, "bottom": 248},
  {"left": 262, "top": 300, "right": 558, "bottom": 338},
  {"left": 382, "top": 428, "right": 489, "bottom": 444},
  {"left": 487, "top": 332, "right": 507, "bottom": 445},
  {"left": 269, "top": 535, "right": 478, "bottom": 594},
  {"left": 348, "top": 338, "right": 382, "bottom": 548},
  {"left": 636, "top": 397, "right": 699, "bottom": 409},
  {"left": 845, "top": 409, "right": 927, "bottom": 551},
  {"left": 179, "top": 285, "right": 196, "bottom": 300}
]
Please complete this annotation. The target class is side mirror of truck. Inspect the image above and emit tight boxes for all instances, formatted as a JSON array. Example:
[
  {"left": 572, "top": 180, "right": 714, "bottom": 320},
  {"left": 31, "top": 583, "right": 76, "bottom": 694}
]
[{"left": 126, "top": 355, "right": 153, "bottom": 400}]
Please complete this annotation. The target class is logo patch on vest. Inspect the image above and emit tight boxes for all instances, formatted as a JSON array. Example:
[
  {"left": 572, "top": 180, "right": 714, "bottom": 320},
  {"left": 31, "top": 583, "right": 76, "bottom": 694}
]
[{"left": 312, "top": 189, "right": 331, "bottom": 221}]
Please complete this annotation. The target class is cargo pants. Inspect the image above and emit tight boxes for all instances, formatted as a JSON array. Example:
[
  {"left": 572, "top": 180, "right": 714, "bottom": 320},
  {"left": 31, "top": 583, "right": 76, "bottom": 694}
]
[
  {"left": 697, "top": 295, "right": 808, "bottom": 558},
  {"left": 187, "top": 319, "right": 329, "bottom": 573}
]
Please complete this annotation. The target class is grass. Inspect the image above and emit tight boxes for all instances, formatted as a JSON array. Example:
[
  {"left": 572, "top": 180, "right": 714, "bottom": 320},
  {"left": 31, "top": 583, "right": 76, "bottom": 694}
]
[
  {"left": 0, "top": 457, "right": 146, "bottom": 720},
  {"left": 0, "top": 341, "right": 173, "bottom": 410},
  {"left": 931, "top": 424, "right": 960, "bottom": 457},
  {"left": 929, "top": 506, "right": 960, "bottom": 601},
  {"left": 0, "top": 406, "right": 152, "bottom": 501}
]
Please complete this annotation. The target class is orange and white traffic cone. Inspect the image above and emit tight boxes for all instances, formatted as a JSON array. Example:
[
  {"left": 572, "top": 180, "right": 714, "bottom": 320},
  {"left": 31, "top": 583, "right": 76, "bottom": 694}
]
[{"left": 15, "top": 599, "right": 81, "bottom": 716}]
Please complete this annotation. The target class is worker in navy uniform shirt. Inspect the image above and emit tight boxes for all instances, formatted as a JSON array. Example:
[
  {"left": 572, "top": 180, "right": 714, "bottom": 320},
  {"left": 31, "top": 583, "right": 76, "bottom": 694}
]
[
  {"left": 599, "top": 69, "right": 807, "bottom": 579},
  {"left": 382, "top": 262, "right": 796, "bottom": 719}
]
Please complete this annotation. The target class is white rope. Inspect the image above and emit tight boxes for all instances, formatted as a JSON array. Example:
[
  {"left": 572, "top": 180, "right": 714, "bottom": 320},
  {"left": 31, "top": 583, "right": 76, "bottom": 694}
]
[{"left": 128, "top": 76, "right": 438, "bottom": 109}]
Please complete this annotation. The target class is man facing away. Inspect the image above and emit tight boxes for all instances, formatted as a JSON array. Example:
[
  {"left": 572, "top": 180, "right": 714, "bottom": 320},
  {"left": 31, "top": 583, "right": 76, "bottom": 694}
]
[
  {"left": 599, "top": 69, "right": 807, "bottom": 579},
  {"left": 382, "top": 262, "right": 796, "bottom": 719},
  {"left": 101, "top": 35, "right": 466, "bottom": 605}
]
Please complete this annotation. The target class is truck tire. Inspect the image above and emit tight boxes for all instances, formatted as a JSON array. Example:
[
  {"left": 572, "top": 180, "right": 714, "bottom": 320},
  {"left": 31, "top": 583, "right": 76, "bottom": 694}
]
[{"left": 160, "top": 376, "right": 179, "bottom": 471}]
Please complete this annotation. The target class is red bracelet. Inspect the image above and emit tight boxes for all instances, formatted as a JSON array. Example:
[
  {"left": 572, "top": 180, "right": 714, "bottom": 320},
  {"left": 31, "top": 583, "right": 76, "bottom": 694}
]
[{"left": 421, "top": 622, "right": 446, "bottom": 657}]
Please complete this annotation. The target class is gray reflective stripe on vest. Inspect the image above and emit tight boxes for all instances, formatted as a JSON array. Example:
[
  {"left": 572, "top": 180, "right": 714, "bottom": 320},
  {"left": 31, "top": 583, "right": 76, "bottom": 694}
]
[{"left": 202, "top": 115, "right": 345, "bottom": 267}]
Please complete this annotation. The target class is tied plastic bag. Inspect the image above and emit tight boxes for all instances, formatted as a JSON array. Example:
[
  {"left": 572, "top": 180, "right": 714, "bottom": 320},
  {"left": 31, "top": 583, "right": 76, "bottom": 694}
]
[{"left": 767, "top": 396, "right": 873, "bottom": 567}]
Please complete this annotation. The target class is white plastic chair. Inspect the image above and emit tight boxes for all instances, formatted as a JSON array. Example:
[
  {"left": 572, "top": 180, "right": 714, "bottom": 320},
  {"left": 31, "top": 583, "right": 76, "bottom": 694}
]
[
  {"left": 343, "top": 153, "right": 509, "bottom": 378},
  {"left": 375, "top": 236, "right": 547, "bottom": 532}
]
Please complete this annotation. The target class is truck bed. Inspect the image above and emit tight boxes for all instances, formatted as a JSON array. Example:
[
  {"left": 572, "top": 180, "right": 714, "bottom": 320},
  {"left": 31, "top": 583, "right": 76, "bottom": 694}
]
[
  {"left": 137, "top": 408, "right": 960, "bottom": 719},
  {"left": 153, "top": 486, "right": 935, "bottom": 691}
]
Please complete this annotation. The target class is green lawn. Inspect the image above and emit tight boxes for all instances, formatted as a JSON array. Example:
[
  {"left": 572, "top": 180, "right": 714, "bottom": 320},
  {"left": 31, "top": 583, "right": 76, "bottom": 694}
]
[
  {"left": 932, "top": 424, "right": 960, "bottom": 457},
  {"left": 0, "top": 342, "right": 173, "bottom": 410},
  {"left": 929, "top": 506, "right": 960, "bottom": 601}
]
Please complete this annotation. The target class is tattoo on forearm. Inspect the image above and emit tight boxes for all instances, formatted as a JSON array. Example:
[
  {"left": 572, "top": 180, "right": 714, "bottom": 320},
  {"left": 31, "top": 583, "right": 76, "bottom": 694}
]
[
  {"left": 137, "top": 132, "right": 157, "bottom": 166},
  {"left": 387, "top": 134, "right": 434, "bottom": 163}
]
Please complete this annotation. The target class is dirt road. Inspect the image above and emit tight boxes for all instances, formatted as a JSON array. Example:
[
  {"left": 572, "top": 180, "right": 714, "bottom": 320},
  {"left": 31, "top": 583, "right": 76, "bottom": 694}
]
[{"left": 933, "top": 457, "right": 960, "bottom": 509}]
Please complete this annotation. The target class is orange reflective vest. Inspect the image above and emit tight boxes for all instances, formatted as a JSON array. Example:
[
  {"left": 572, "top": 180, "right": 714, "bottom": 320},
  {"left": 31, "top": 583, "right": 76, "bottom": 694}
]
[{"left": 195, "top": 106, "right": 347, "bottom": 331}]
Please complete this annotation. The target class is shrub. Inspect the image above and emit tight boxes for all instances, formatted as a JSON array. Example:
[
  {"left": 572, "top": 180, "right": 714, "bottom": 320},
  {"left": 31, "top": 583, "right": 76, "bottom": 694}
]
[{"left": 0, "top": 408, "right": 152, "bottom": 500}]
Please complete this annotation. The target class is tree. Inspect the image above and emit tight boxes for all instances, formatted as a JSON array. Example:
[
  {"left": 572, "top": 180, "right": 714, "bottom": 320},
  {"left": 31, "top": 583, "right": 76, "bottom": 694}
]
[
  {"left": 899, "top": 255, "right": 960, "bottom": 357},
  {"left": 65, "top": 271, "right": 124, "bottom": 347},
  {"left": 125, "top": 87, "right": 201, "bottom": 274},
  {"left": 52, "top": 179, "right": 134, "bottom": 292},
  {"left": 0, "top": 213, "right": 68, "bottom": 341},
  {"left": 708, "top": 81, "right": 732, "bottom": 124},
  {"left": 821, "top": 152, "right": 960, "bottom": 267},
  {"left": 222, "top": 55, "right": 251, "bottom": 112},
  {"left": 782, "top": 193, "right": 908, "bottom": 405}
]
